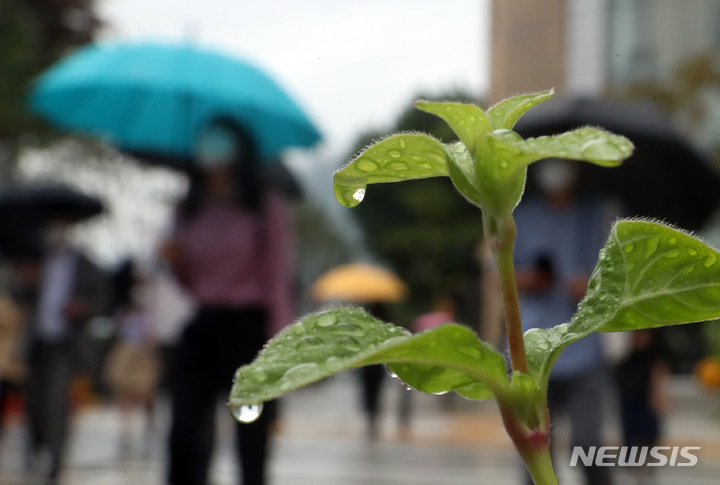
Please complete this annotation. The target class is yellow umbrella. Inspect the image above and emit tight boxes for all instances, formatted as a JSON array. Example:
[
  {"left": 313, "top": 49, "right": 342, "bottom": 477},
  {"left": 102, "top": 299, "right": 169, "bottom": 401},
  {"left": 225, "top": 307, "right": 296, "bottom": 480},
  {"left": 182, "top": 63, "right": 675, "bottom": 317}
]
[{"left": 312, "top": 263, "right": 408, "bottom": 303}]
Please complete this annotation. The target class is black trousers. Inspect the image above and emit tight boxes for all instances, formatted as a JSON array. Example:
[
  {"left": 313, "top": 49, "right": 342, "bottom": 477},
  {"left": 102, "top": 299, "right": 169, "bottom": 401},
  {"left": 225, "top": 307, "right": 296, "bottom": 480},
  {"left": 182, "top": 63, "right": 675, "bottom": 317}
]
[{"left": 168, "top": 307, "right": 276, "bottom": 485}]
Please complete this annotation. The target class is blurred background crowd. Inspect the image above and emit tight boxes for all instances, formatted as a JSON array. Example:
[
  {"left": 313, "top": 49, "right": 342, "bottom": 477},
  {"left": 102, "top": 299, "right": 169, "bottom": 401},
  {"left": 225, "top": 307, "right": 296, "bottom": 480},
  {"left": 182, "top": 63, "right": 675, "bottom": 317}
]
[{"left": 2, "top": 1, "right": 720, "bottom": 485}]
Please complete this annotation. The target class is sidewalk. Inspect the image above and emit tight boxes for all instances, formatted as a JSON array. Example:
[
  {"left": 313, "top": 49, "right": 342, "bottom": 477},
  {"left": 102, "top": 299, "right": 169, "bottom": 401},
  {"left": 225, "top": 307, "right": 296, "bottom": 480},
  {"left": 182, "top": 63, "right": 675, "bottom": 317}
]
[{"left": 1, "top": 373, "right": 719, "bottom": 484}]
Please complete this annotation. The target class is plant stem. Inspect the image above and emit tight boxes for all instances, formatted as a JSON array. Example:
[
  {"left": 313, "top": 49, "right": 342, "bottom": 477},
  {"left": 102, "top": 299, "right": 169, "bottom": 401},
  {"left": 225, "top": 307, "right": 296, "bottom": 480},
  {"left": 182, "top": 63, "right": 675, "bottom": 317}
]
[
  {"left": 497, "top": 392, "right": 557, "bottom": 485},
  {"left": 489, "top": 215, "right": 529, "bottom": 374}
]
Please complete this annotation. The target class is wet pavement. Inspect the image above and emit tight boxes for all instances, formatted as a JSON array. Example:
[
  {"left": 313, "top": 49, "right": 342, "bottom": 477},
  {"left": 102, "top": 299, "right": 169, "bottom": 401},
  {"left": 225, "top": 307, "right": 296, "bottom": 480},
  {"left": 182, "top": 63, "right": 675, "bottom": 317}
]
[{"left": 1, "top": 373, "right": 719, "bottom": 484}]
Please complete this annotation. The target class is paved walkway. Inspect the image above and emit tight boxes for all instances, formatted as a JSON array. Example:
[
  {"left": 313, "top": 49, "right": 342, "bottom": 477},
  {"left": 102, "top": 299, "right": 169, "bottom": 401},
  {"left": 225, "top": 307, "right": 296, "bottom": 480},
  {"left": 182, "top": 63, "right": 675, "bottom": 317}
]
[{"left": 1, "top": 373, "right": 719, "bottom": 484}]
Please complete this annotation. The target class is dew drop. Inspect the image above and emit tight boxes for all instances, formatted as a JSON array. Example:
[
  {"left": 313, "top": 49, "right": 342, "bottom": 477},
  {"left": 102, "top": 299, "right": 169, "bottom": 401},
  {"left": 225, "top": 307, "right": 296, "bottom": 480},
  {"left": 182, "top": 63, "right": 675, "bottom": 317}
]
[
  {"left": 386, "top": 149, "right": 403, "bottom": 159},
  {"left": 388, "top": 162, "right": 409, "bottom": 170},
  {"left": 624, "top": 244, "right": 635, "bottom": 254},
  {"left": 491, "top": 128, "right": 522, "bottom": 144},
  {"left": 537, "top": 340, "right": 551, "bottom": 350},
  {"left": 419, "top": 162, "right": 433, "bottom": 169},
  {"left": 385, "top": 365, "right": 398, "bottom": 379},
  {"left": 284, "top": 363, "right": 321, "bottom": 381},
  {"left": 500, "top": 160, "right": 509, "bottom": 168},
  {"left": 251, "top": 370, "right": 268, "bottom": 383},
  {"left": 316, "top": 314, "right": 337, "bottom": 327},
  {"left": 356, "top": 159, "right": 380, "bottom": 172},
  {"left": 399, "top": 138, "right": 407, "bottom": 149},
  {"left": 296, "top": 336, "right": 324, "bottom": 351},
  {"left": 646, "top": 237, "right": 660, "bottom": 256},
  {"left": 327, "top": 322, "right": 365, "bottom": 337},
  {"left": 665, "top": 250, "right": 681, "bottom": 258},
  {"left": 580, "top": 139, "right": 624, "bottom": 160},
  {"left": 338, "top": 337, "right": 361, "bottom": 352},
  {"left": 352, "top": 189, "right": 365, "bottom": 202},
  {"left": 458, "top": 346, "right": 483, "bottom": 359},
  {"left": 688, "top": 249, "right": 698, "bottom": 256},
  {"left": 556, "top": 323, "right": 570, "bottom": 335},
  {"left": 668, "top": 237, "right": 677, "bottom": 245},
  {"left": 704, "top": 252, "right": 718, "bottom": 268},
  {"left": 231, "top": 403, "right": 263, "bottom": 424},
  {"left": 469, "top": 115, "right": 477, "bottom": 122}
]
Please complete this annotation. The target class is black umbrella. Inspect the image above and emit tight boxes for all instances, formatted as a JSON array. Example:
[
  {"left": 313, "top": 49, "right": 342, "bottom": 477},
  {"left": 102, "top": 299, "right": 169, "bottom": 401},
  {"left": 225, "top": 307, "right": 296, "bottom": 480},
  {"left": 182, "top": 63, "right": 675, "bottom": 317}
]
[
  {"left": 0, "top": 185, "right": 104, "bottom": 259},
  {"left": 514, "top": 97, "right": 720, "bottom": 231}
]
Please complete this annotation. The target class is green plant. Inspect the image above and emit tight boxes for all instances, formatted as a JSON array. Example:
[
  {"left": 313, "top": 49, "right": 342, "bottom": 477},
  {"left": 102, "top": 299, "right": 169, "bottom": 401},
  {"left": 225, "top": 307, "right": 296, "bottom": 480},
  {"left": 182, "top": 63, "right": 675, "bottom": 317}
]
[{"left": 228, "top": 90, "right": 720, "bottom": 484}]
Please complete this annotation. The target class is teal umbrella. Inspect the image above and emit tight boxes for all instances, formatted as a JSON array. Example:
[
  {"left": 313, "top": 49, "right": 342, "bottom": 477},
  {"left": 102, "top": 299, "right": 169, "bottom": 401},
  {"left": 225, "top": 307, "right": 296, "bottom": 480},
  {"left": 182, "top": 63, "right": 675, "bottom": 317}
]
[{"left": 30, "top": 41, "right": 322, "bottom": 162}]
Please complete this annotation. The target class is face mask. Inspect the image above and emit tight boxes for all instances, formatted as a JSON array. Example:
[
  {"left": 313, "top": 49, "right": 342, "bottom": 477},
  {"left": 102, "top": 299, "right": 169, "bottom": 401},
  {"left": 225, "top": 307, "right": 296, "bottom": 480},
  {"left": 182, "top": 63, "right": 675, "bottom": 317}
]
[
  {"left": 535, "top": 159, "right": 578, "bottom": 194},
  {"left": 196, "top": 124, "right": 240, "bottom": 167}
]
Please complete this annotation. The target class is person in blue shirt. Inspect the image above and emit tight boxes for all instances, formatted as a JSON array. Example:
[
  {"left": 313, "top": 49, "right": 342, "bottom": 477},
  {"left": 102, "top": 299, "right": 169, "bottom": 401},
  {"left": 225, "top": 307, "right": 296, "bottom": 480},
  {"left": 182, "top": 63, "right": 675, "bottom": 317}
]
[{"left": 513, "top": 158, "right": 618, "bottom": 485}]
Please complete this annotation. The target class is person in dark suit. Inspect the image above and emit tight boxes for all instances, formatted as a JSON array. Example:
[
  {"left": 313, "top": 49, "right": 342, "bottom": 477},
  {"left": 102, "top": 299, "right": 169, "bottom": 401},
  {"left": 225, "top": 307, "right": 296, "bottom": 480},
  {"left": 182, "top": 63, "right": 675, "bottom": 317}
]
[{"left": 18, "top": 217, "right": 109, "bottom": 484}]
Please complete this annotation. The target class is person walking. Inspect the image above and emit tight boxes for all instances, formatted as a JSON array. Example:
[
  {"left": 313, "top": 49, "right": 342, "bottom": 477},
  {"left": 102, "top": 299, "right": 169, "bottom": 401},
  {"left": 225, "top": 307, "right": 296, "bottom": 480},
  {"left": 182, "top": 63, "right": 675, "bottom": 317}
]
[{"left": 163, "top": 119, "right": 295, "bottom": 485}]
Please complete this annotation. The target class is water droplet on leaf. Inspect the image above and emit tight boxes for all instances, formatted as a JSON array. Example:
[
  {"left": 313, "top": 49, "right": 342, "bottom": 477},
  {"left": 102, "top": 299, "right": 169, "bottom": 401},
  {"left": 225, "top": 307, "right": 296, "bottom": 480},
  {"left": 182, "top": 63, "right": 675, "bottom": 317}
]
[
  {"left": 316, "top": 314, "right": 337, "bottom": 327},
  {"left": 356, "top": 158, "right": 379, "bottom": 172},
  {"left": 352, "top": 189, "right": 365, "bottom": 202},
  {"left": 296, "top": 336, "right": 324, "bottom": 351},
  {"left": 458, "top": 346, "right": 483, "bottom": 359},
  {"left": 624, "top": 244, "right": 634, "bottom": 254},
  {"left": 580, "top": 139, "right": 623, "bottom": 160},
  {"left": 231, "top": 404, "right": 263, "bottom": 424},
  {"left": 491, "top": 128, "right": 522, "bottom": 144},
  {"left": 537, "top": 340, "right": 551, "bottom": 350},
  {"left": 338, "top": 337, "right": 361, "bottom": 352},
  {"left": 386, "top": 149, "right": 402, "bottom": 159},
  {"left": 704, "top": 253, "right": 718, "bottom": 268}
]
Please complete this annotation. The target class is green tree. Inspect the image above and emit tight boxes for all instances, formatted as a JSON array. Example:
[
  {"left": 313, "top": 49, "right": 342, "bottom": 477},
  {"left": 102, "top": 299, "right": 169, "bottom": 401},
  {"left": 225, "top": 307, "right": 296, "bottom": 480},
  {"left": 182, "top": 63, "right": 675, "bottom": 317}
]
[{"left": 0, "top": 0, "right": 102, "bottom": 179}]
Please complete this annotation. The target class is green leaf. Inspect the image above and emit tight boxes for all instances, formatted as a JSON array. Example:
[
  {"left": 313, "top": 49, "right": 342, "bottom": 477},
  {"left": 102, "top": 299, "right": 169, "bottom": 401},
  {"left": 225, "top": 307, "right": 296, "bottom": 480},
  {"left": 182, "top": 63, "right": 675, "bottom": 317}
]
[
  {"left": 443, "top": 141, "right": 483, "bottom": 208},
  {"left": 334, "top": 133, "right": 449, "bottom": 207},
  {"left": 489, "top": 127, "right": 634, "bottom": 168},
  {"left": 525, "top": 219, "right": 720, "bottom": 384},
  {"left": 228, "top": 308, "right": 509, "bottom": 411},
  {"left": 414, "top": 101, "right": 492, "bottom": 156},
  {"left": 486, "top": 90, "right": 554, "bottom": 130}
]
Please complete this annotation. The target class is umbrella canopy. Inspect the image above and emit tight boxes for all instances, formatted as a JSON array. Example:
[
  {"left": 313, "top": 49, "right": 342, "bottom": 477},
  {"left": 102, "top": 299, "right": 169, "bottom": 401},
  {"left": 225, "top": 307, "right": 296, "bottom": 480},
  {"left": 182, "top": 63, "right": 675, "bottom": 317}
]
[
  {"left": 0, "top": 185, "right": 104, "bottom": 259},
  {"left": 30, "top": 41, "right": 322, "bottom": 162},
  {"left": 514, "top": 97, "right": 720, "bottom": 231},
  {"left": 312, "top": 263, "right": 408, "bottom": 304}
]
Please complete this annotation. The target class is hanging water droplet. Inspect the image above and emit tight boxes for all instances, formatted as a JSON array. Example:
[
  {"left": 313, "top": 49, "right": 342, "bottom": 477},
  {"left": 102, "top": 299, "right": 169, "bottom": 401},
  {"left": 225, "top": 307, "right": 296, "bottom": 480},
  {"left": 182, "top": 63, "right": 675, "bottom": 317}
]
[
  {"left": 352, "top": 189, "right": 365, "bottom": 202},
  {"left": 580, "top": 139, "right": 623, "bottom": 160},
  {"left": 385, "top": 365, "right": 398, "bottom": 379},
  {"left": 231, "top": 403, "right": 263, "bottom": 424},
  {"left": 316, "top": 314, "right": 338, "bottom": 327}
]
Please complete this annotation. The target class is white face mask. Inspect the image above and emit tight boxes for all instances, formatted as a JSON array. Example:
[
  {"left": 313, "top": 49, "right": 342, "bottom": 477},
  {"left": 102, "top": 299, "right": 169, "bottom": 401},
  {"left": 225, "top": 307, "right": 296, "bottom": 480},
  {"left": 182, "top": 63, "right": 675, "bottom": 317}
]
[{"left": 535, "top": 159, "right": 578, "bottom": 195}]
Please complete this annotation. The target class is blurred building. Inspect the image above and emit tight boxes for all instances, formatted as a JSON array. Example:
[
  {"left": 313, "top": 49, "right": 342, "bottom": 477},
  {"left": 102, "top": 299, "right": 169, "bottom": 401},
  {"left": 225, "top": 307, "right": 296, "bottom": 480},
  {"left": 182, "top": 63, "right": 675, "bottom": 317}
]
[{"left": 490, "top": 0, "right": 720, "bottom": 109}]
